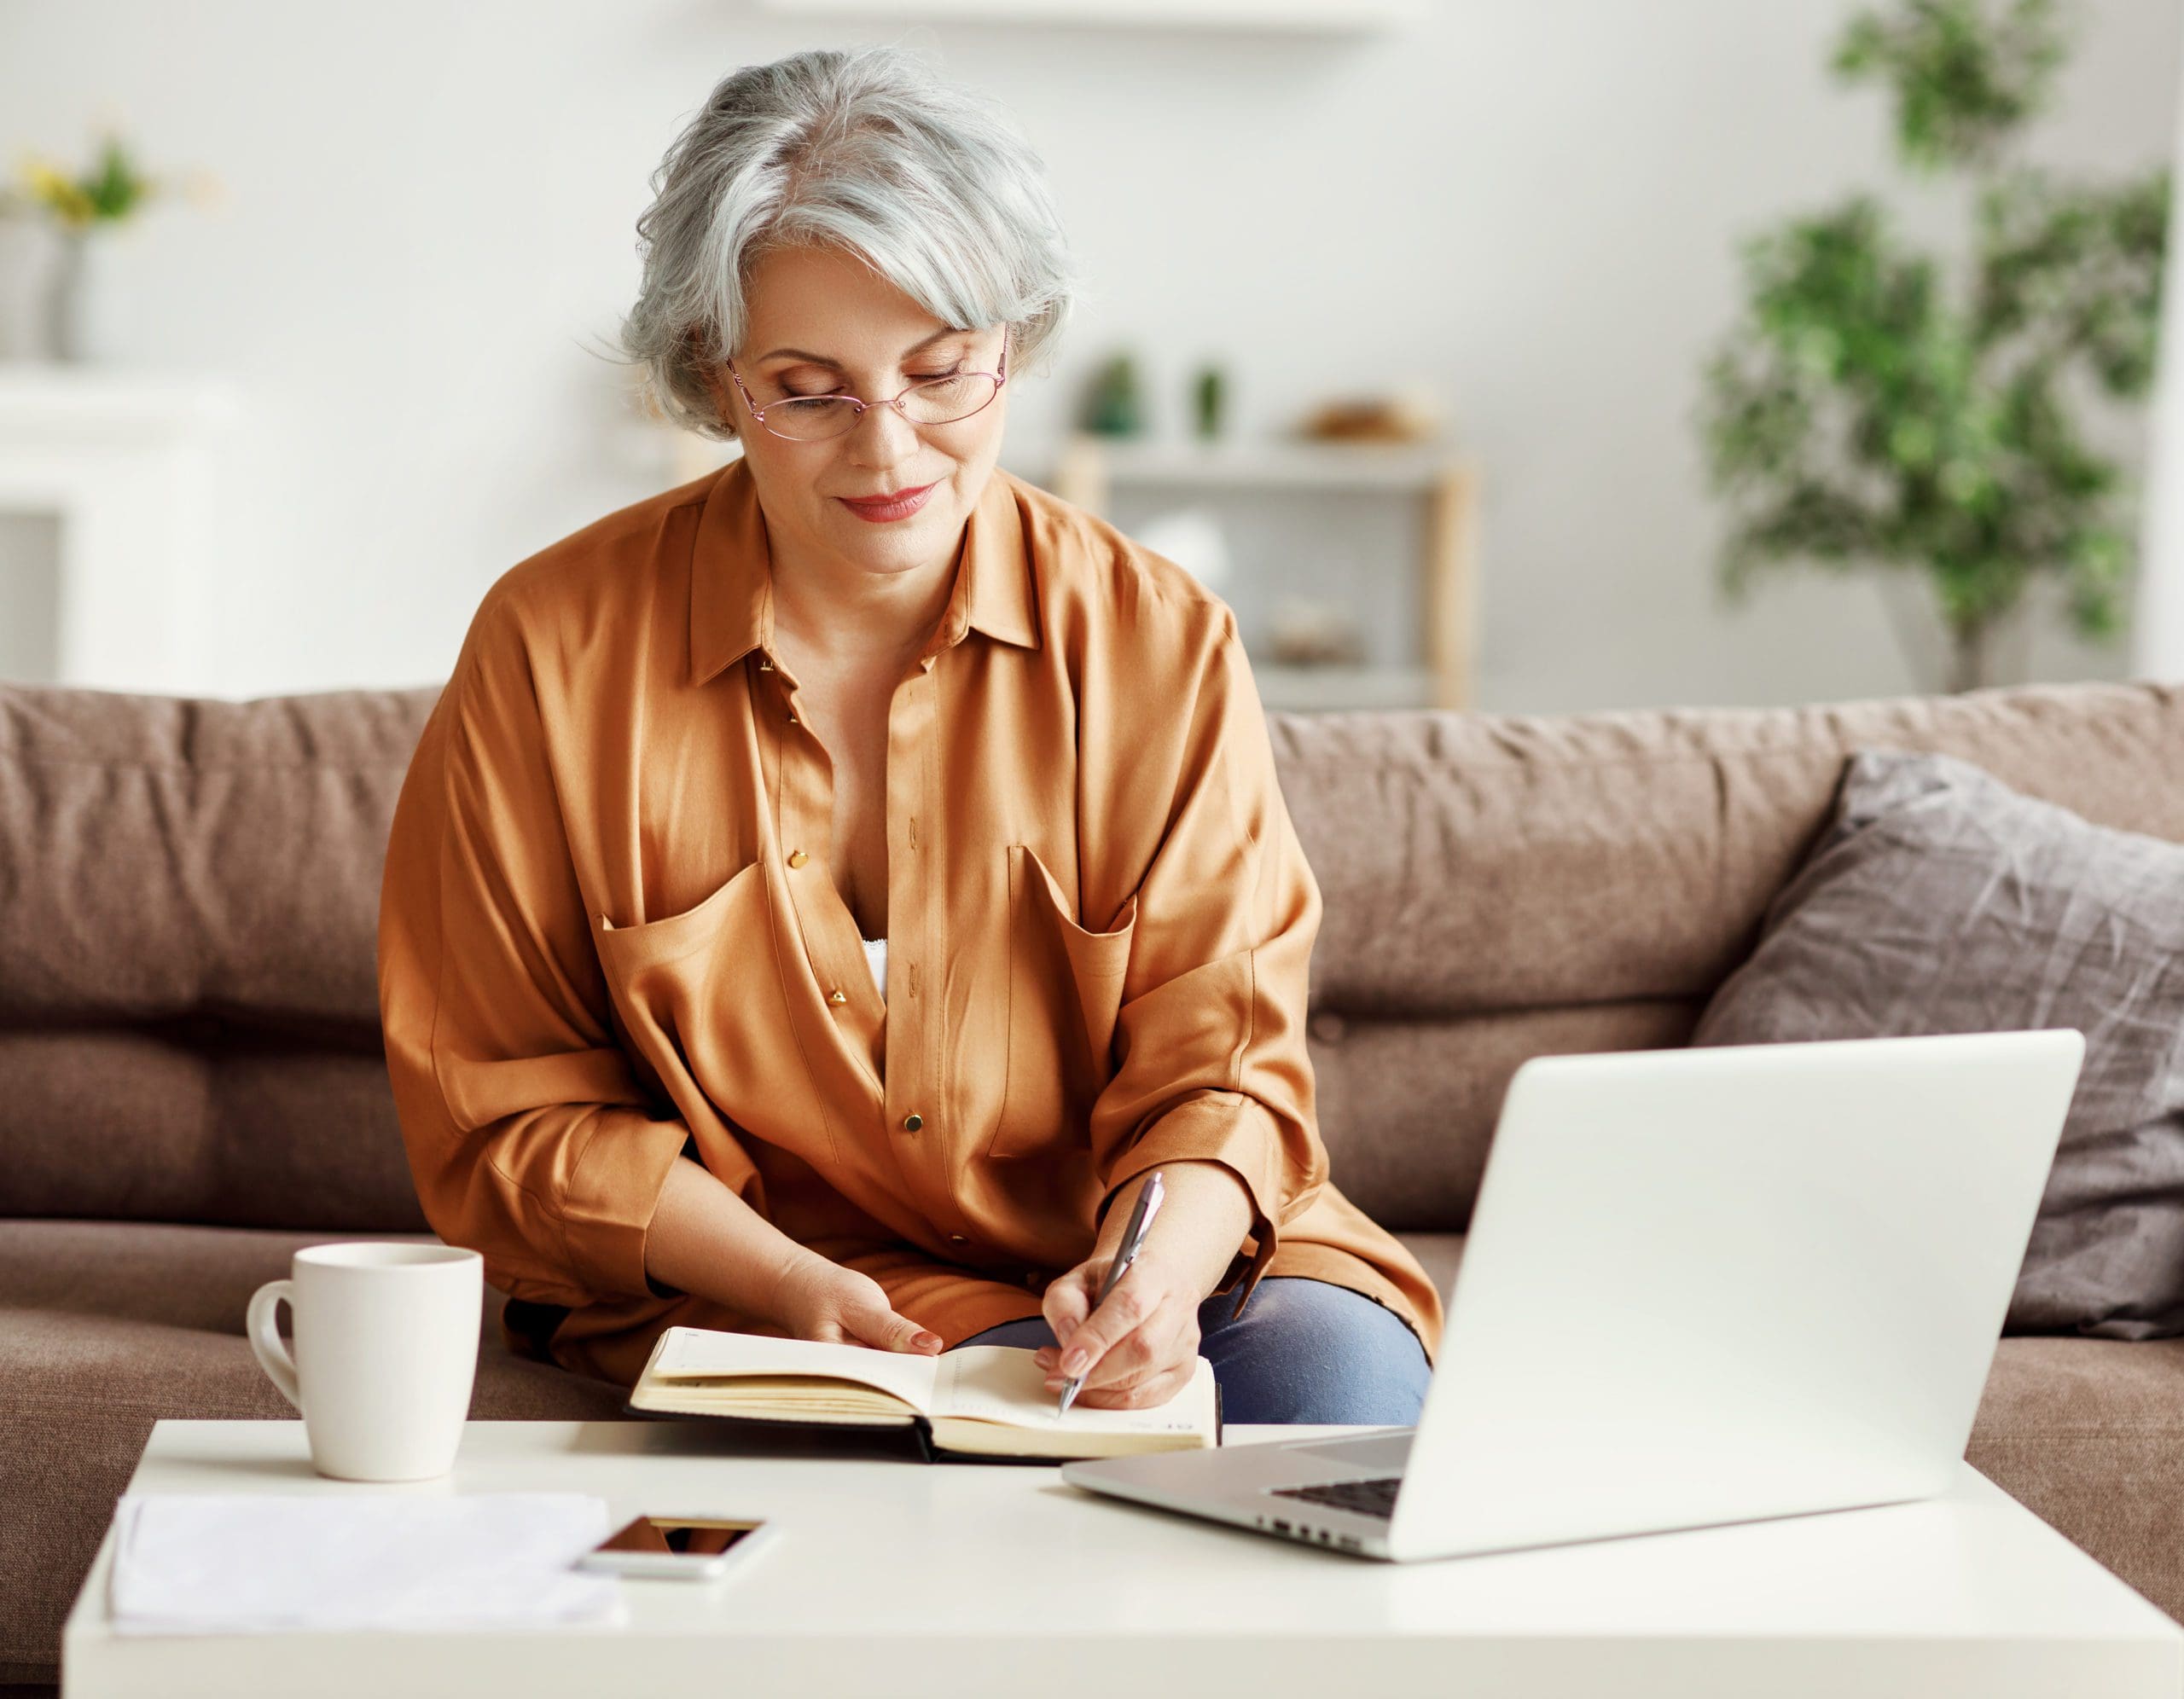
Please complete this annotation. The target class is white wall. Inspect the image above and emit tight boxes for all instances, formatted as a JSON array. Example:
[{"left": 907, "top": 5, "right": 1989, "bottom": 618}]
[{"left": 0, "top": 0, "right": 2175, "bottom": 710}]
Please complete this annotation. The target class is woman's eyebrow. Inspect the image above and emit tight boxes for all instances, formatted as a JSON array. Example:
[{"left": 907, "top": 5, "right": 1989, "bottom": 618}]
[{"left": 757, "top": 328, "right": 969, "bottom": 366}]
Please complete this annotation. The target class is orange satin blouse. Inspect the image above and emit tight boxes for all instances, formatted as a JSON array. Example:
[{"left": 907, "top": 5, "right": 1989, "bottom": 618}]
[{"left": 376, "top": 455, "right": 1444, "bottom": 1388}]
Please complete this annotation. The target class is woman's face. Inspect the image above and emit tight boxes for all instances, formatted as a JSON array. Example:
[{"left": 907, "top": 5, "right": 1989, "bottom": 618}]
[{"left": 721, "top": 243, "right": 1011, "bottom": 588}]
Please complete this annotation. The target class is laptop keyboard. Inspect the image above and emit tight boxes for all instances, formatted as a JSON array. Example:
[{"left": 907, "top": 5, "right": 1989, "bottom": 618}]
[{"left": 1270, "top": 1476, "right": 1401, "bottom": 1520}]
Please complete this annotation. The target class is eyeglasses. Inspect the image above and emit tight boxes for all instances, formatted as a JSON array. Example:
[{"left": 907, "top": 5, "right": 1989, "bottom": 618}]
[{"left": 727, "top": 334, "right": 1009, "bottom": 444}]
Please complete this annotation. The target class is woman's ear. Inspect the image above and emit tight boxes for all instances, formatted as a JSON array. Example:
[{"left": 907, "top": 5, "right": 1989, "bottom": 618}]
[
  {"left": 700, "top": 367, "right": 735, "bottom": 435},
  {"left": 687, "top": 328, "right": 738, "bottom": 436}
]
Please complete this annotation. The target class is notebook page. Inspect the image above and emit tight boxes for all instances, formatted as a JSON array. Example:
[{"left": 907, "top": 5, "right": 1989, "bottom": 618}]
[
  {"left": 649, "top": 1328, "right": 940, "bottom": 1413},
  {"left": 932, "top": 1347, "right": 1214, "bottom": 1435}
]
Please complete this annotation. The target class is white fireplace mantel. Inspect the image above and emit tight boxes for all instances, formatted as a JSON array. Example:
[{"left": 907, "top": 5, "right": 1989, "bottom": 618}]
[{"left": 0, "top": 365, "right": 239, "bottom": 692}]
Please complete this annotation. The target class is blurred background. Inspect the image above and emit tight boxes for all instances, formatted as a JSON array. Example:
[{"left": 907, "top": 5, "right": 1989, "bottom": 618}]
[{"left": 1, "top": 0, "right": 2180, "bottom": 715}]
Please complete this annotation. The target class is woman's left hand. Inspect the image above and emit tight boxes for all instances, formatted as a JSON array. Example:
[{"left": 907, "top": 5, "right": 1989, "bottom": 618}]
[{"left": 1034, "top": 1241, "right": 1205, "bottom": 1410}]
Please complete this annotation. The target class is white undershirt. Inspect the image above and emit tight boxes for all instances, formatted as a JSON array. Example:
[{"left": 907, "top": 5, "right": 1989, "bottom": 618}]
[{"left": 861, "top": 936, "right": 887, "bottom": 1001}]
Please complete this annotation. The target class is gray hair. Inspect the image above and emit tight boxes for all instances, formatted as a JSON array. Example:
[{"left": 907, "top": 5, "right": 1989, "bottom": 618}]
[{"left": 621, "top": 45, "right": 1079, "bottom": 440}]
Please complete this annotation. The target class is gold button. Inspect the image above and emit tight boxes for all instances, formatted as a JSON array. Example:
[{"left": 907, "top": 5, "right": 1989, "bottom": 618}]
[
  {"left": 903, "top": 1112, "right": 923, "bottom": 1132},
  {"left": 787, "top": 715, "right": 799, "bottom": 726},
  {"left": 787, "top": 850, "right": 809, "bottom": 868},
  {"left": 758, "top": 659, "right": 775, "bottom": 671},
  {"left": 948, "top": 1233, "right": 968, "bottom": 1246},
  {"left": 828, "top": 989, "right": 846, "bottom": 1005}
]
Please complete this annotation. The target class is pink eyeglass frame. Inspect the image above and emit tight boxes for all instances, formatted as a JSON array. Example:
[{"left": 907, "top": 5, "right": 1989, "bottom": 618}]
[{"left": 726, "top": 333, "right": 1010, "bottom": 441}]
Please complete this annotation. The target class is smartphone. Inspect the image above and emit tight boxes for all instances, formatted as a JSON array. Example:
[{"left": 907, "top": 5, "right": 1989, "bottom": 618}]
[{"left": 575, "top": 1514, "right": 777, "bottom": 1580}]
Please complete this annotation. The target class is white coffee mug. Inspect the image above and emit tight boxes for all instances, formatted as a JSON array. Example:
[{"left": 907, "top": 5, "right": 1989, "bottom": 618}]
[{"left": 247, "top": 1243, "right": 483, "bottom": 1482}]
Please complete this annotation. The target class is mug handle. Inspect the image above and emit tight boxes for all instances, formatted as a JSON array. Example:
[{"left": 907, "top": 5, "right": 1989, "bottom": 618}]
[{"left": 247, "top": 1279, "right": 303, "bottom": 1411}]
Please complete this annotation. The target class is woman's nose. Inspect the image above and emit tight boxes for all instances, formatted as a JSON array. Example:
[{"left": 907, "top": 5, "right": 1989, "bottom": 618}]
[{"left": 847, "top": 394, "right": 922, "bottom": 459}]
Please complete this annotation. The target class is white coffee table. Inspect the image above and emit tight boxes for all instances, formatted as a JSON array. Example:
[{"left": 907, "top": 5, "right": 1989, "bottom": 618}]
[{"left": 61, "top": 1418, "right": 2183, "bottom": 1697}]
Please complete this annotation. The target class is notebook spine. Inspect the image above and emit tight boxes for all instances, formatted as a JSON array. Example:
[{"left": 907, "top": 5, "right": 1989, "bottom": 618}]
[{"left": 619, "top": 1399, "right": 941, "bottom": 1463}]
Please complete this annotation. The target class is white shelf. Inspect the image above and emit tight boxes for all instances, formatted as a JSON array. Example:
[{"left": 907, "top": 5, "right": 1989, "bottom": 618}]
[
  {"left": 0, "top": 364, "right": 240, "bottom": 440},
  {"left": 1047, "top": 434, "right": 1462, "bottom": 491},
  {"left": 755, "top": 0, "right": 1424, "bottom": 30},
  {"left": 1039, "top": 432, "right": 1479, "bottom": 712},
  {"left": 1254, "top": 664, "right": 1438, "bottom": 712},
  {"left": 0, "top": 364, "right": 239, "bottom": 692}
]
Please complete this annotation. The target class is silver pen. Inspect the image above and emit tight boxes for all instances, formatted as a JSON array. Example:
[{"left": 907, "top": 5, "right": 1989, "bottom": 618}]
[{"left": 1057, "top": 1168, "right": 1166, "bottom": 1418}]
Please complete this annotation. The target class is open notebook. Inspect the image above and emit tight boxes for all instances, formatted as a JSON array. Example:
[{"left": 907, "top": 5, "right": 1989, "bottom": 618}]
[{"left": 624, "top": 1326, "right": 1222, "bottom": 1463}]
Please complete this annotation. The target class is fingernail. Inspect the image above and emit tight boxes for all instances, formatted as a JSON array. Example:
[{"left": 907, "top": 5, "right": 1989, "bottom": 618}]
[
  {"left": 1062, "top": 1348, "right": 1087, "bottom": 1376},
  {"left": 915, "top": 1331, "right": 942, "bottom": 1349}
]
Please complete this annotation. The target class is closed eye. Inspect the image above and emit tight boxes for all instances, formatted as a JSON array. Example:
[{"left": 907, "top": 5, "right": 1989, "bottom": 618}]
[{"left": 782, "top": 368, "right": 963, "bottom": 401}]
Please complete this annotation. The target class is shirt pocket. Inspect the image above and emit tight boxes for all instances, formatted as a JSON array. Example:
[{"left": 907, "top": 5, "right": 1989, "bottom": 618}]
[
  {"left": 593, "top": 860, "right": 831, "bottom": 1168},
  {"left": 986, "top": 844, "right": 1138, "bottom": 1161}
]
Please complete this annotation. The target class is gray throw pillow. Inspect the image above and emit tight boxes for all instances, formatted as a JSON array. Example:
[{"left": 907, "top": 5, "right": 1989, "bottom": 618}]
[{"left": 1692, "top": 747, "right": 2184, "bottom": 1340}]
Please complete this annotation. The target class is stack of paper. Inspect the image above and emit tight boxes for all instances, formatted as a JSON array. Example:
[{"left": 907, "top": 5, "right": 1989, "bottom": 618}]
[{"left": 107, "top": 1493, "right": 626, "bottom": 1634}]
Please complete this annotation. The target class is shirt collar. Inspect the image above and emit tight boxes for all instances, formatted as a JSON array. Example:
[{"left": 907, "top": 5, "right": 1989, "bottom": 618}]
[{"left": 688, "top": 455, "right": 1039, "bottom": 687}]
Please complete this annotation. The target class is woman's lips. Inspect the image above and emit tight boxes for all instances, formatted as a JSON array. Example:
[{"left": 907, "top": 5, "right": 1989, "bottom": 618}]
[{"left": 838, "top": 482, "right": 937, "bottom": 523}]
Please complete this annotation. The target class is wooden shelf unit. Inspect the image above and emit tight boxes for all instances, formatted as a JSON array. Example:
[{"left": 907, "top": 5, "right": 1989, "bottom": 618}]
[{"left": 1039, "top": 432, "right": 1479, "bottom": 712}]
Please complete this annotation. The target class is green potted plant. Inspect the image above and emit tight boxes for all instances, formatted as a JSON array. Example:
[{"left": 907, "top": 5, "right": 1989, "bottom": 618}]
[{"left": 1698, "top": 0, "right": 2168, "bottom": 693}]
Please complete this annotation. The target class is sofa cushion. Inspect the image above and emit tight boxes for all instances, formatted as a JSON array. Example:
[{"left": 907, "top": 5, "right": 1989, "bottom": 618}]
[
  {"left": 1311, "top": 1003, "right": 1700, "bottom": 1232},
  {"left": 1693, "top": 749, "right": 2184, "bottom": 1339},
  {"left": 0, "top": 1031, "right": 427, "bottom": 1232},
  {"left": 0, "top": 687, "right": 435, "bottom": 1034},
  {"left": 1968, "top": 1335, "right": 2184, "bottom": 1628},
  {"left": 1396, "top": 1229, "right": 1463, "bottom": 1302},
  {"left": 0, "top": 1220, "right": 625, "bottom": 1679}
]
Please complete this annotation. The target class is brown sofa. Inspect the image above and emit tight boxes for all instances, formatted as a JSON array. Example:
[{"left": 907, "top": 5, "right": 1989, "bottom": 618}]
[{"left": 6, "top": 675, "right": 2184, "bottom": 1688}]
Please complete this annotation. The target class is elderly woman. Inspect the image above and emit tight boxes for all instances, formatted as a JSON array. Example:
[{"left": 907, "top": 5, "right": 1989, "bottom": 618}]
[{"left": 378, "top": 45, "right": 1442, "bottom": 1422}]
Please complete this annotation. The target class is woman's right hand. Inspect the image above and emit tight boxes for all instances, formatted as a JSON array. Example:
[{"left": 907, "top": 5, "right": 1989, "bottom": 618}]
[{"left": 770, "top": 1251, "right": 943, "bottom": 1353}]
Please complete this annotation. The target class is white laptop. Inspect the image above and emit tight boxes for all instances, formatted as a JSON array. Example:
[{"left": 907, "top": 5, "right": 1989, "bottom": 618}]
[{"left": 1062, "top": 1029, "right": 2085, "bottom": 1562}]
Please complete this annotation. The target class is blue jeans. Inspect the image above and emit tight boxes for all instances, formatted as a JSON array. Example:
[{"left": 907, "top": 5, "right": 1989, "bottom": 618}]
[{"left": 954, "top": 1276, "right": 1432, "bottom": 1426}]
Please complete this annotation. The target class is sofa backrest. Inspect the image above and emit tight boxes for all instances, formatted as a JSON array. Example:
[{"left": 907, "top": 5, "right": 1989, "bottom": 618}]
[
  {"left": 0, "top": 686, "right": 440, "bottom": 1232},
  {"left": 5, "top": 677, "right": 2181, "bottom": 1236},
  {"left": 1275, "top": 680, "right": 2184, "bottom": 1230}
]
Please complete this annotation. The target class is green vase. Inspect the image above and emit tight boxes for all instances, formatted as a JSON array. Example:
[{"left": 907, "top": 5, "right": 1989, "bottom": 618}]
[
  {"left": 1193, "top": 364, "right": 1227, "bottom": 439},
  {"left": 1082, "top": 354, "right": 1145, "bottom": 437}
]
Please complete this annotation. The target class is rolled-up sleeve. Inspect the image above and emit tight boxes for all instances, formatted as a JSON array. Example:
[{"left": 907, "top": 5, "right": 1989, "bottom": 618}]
[
  {"left": 1087, "top": 610, "right": 1327, "bottom": 1317},
  {"left": 376, "top": 586, "right": 693, "bottom": 1308}
]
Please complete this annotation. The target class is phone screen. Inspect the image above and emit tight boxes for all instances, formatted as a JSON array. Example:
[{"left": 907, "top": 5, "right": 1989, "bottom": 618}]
[{"left": 593, "top": 1515, "right": 765, "bottom": 1557}]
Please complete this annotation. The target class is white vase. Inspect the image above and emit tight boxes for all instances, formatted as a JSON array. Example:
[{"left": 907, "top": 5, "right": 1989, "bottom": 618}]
[
  {"left": 46, "top": 228, "right": 128, "bottom": 362},
  {"left": 0, "top": 218, "right": 63, "bottom": 361}
]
